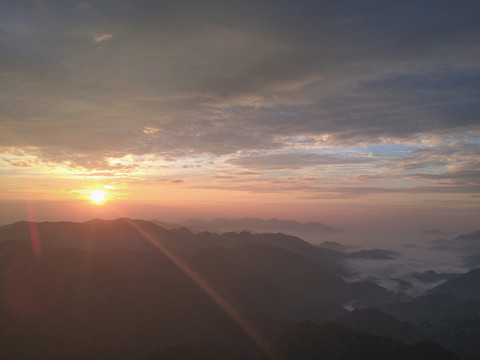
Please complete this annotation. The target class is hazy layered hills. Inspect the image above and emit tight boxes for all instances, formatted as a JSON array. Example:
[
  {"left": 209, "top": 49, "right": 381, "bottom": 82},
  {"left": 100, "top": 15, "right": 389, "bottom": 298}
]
[
  {"left": 427, "top": 268, "right": 480, "bottom": 300},
  {"left": 332, "top": 307, "right": 480, "bottom": 360},
  {"left": 153, "top": 217, "right": 337, "bottom": 238},
  {"left": 0, "top": 235, "right": 397, "bottom": 326},
  {"left": 0, "top": 218, "right": 407, "bottom": 266},
  {"left": 369, "top": 270, "right": 480, "bottom": 359},
  {"left": 0, "top": 218, "right": 345, "bottom": 270},
  {"left": 0, "top": 220, "right": 400, "bottom": 359},
  {"left": 0, "top": 240, "right": 465, "bottom": 359},
  {"left": 1, "top": 218, "right": 478, "bottom": 359},
  {"left": 332, "top": 272, "right": 480, "bottom": 360},
  {"left": 430, "top": 231, "right": 480, "bottom": 258}
]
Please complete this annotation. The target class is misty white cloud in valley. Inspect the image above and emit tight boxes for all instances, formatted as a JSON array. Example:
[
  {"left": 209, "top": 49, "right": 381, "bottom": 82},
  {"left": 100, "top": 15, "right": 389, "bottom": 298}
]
[
  {"left": 92, "top": 32, "right": 113, "bottom": 43},
  {"left": 340, "top": 230, "right": 480, "bottom": 295}
]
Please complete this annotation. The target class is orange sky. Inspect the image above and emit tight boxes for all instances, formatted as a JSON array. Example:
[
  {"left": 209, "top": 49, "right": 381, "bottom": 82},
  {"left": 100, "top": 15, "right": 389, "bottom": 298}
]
[{"left": 0, "top": 1, "right": 479, "bottom": 233}]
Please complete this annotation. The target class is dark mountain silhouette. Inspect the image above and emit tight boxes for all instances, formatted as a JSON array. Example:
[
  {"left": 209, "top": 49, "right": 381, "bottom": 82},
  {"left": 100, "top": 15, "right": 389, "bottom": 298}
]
[
  {"left": 0, "top": 241, "right": 264, "bottom": 359},
  {"left": 333, "top": 308, "right": 480, "bottom": 360},
  {"left": 416, "top": 317, "right": 480, "bottom": 360},
  {"left": 0, "top": 218, "right": 167, "bottom": 251},
  {"left": 1, "top": 219, "right": 477, "bottom": 359},
  {"left": 142, "top": 343, "right": 215, "bottom": 360},
  {"left": 190, "top": 230, "right": 346, "bottom": 272},
  {"left": 427, "top": 268, "right": 480, "bottom": 300},
  {"left": 333, "top": 309, "right": 422, "bottom": 344},
  {"left": 0, "top": 234, "right": 402, "bottom": 360},
  {"left": 0, "top": 217, "right": 401, "bottom": 315},
  {"left": 0, "top": 218, "right": 345, "bottom": 271},
  {"left": 343, "top": 280, "right": 400, "bottom": 308},
  {"left": 348, "top": 249, "right": 400, "bottom": 260},
  {"left": 268, "top": 321, "right": 460, "bottom": 360},
  {"left": 187, "top": 244, "right": 348, "bottom": 332}
]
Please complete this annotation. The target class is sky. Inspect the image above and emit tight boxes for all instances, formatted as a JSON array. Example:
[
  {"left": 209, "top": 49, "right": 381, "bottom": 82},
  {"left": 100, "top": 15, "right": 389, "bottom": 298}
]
[{"left": 0, "top": 0, "right": 479, "bottom": 232}]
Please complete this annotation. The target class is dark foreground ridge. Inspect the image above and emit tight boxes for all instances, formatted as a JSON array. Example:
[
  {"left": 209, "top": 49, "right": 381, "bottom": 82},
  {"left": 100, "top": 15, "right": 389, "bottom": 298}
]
[
  {"left": 0, "top": 218, "right": 477, "bottom": 359},
  {"left": 269, "top": 321, "right": 461, "bottom": 360}
]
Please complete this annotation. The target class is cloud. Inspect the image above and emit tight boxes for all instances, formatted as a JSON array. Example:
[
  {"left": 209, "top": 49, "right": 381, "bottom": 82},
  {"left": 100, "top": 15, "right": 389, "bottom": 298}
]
[
  {"left": 92, "top": 33, "right": 113, "bottom": 43},
  {"left": 400, "top": 161, "right": 449, "bottom": 171},
  {"left": 194, "top": 178, "right": 480, "bottom": 198},
  {"left": 79, "top": 171, "right": 117, "bottom": 177},
  {"left": 408, "top": 170, "right": 480, "bottom": 185},
  {"left": 228, "top": 152, "right": 377, "bottom": 170},
  {"left": 0, "top": 0, "right": 478, "bottom": 206},
  {"left": 129, "top": 178, "right": 185, "bottom": 185},
  {"left": 236, "top": 171, "right": 261, "bottom": 176},
  {"left": 2, "top": 159, "right": 33, "bottom": 167},
  {"left": 142, "top": 126, "right": 160, "bottom": 134}
]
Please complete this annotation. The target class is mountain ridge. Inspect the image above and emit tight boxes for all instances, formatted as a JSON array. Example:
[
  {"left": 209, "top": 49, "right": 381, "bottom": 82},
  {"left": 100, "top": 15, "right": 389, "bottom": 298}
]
[{"left": 0, "top": 218, "right": 346, "bottom": 271}]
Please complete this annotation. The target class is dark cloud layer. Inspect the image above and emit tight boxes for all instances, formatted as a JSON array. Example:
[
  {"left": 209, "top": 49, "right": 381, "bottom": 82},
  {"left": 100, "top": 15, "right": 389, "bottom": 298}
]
[
  {"left": 229, "top": 152, "right": 377, "bottom": 170},
  {"left": 0, "top": 0, "right": 479, "bottom": 200}
]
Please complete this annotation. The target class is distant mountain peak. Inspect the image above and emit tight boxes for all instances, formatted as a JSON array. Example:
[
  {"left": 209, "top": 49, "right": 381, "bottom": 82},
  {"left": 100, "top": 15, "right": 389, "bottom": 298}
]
[
  {"left": 427, "top": 268, "right": 480, "bottom": 300},
  {"left": 176, "top": 217, "right": 337, "bottom": 242}
]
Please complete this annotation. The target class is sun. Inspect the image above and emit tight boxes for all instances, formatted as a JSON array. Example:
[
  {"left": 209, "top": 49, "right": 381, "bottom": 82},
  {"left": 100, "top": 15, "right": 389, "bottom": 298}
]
[{"left": 90, "top": 190, "right": 106, "bottom": 204}]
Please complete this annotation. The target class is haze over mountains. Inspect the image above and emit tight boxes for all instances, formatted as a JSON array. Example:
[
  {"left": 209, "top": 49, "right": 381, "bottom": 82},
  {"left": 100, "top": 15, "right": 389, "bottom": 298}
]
[
  {"left": 0, "top": 218, "right": 479, "bottom": 359},
  {"left": 0, "top": 218, "right": 343, "bottom": 267},
  {"left": 153, "top": 217, "right": 337, "bottom": 243}
]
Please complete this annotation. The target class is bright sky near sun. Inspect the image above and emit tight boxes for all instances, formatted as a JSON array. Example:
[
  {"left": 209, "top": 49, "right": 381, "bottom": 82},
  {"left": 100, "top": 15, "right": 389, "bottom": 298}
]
[
  {"left": 0, "top": 1, "right": 479, "bottom": 231},
  {"left": 89, "top": 190, "right": 106, "bottom": 204}
]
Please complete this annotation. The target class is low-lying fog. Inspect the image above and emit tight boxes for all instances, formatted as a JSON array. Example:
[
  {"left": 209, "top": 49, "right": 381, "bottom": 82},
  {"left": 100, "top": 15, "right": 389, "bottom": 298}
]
[{"left": 319, "top": 229, "right": 479, "bottom": 296}]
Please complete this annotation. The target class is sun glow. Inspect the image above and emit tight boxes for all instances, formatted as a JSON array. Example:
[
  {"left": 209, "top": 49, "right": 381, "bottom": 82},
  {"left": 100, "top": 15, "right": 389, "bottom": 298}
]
[{"left": 90, "top": 190, "right": 106, "bottom": 204}]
